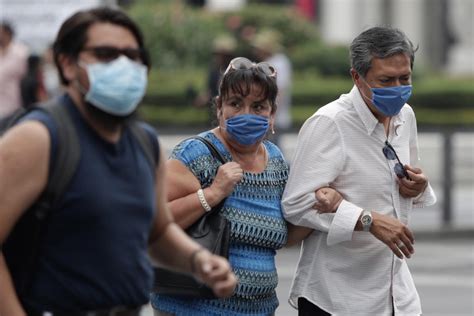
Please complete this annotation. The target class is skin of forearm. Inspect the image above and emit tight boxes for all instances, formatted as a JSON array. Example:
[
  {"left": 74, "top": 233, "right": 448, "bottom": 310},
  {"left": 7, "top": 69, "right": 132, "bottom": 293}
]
[
  {"left": 285, "top": 223, "right": 313, "bottom": 247},
  {"left": 167, "top": 193, "right": 204, "bottom": 229},
  {"left": 0, "top": 253, "right": 26, "bottom": 316}
]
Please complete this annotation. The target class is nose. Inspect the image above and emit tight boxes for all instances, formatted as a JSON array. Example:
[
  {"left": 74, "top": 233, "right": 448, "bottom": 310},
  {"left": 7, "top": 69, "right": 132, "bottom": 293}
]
[
  {"left": 393, "top": 80, "right": 402, "bottom": 87},
  {"left": 240, "top": 106, "right": 251, "bottom": 115}
]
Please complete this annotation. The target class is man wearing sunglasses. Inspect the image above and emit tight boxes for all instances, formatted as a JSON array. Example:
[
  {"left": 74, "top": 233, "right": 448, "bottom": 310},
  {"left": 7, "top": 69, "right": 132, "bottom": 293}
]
[
  {"left": 282, "top": 26, "right": 436, "bottom": 316},
  {"left": 0, "top": 7, "right": 236, "bottom": 316}
]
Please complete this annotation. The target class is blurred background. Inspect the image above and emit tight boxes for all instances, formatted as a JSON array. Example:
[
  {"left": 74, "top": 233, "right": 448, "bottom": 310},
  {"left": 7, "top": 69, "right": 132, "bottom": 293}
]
[{"left": 1, "top": 0, "right": 473, "bottom": 315}]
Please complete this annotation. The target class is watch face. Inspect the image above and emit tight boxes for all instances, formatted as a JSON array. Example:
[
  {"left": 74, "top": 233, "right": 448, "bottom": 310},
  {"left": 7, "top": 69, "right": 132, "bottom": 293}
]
[{"left": 361, "top": 215, "right": 371, "bottom": 225}]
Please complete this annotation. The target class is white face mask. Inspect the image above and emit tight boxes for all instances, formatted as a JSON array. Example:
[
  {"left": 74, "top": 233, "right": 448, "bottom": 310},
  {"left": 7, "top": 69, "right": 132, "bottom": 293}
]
[{"left": 81, "top": 56, "right": 148, "bottom": 116}]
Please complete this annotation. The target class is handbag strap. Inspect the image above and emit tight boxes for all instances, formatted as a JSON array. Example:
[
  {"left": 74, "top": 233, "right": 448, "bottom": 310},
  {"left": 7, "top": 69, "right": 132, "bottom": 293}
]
[
  {"left": 191, "top": 136, "right": 226, "bottom": 164},
  {"left": 190, "top": 136, "right": 227, "bottom": 215}
]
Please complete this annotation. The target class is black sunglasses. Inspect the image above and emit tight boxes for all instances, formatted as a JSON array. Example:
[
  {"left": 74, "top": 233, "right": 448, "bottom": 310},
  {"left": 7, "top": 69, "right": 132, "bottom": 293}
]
[
  {"left": 82, "top": 46, "right": 144, "bottom": 63},
  {"left": 383, "top": 141, "right": 410, "bottom": 180},
  {"left": 224, "top": 57, "right": 277, "bottom": 78}
]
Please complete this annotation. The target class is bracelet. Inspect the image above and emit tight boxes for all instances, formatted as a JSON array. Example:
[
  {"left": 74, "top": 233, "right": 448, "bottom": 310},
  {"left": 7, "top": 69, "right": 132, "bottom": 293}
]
[
  {"left": 197, "top": 188, "right": 212, "bottom": 212},
  {"left": 190, "top": 247, "right": 206, "bottom": 273}
]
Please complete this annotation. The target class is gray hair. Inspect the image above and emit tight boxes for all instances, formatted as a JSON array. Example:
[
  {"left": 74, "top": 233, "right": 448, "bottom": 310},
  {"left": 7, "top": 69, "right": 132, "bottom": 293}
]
[{"left": 350, "top": 26, "right": 418, "bottom": 77}]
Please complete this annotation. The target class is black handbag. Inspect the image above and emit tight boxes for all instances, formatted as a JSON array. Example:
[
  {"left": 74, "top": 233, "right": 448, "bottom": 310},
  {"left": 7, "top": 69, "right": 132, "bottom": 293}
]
[{"left": 153, "top": 136, "right": 231, "bottom": 298}]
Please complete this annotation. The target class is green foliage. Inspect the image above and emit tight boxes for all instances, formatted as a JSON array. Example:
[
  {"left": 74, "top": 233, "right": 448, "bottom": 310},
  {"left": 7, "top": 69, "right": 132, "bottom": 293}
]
[
  {"left": 125, "top": 2, "right": 474, "bottom": 128},
  {"left": 221, "top": 4, "right": 319, "bottom": 51},
  {"left": 139, "top": 103, "right": 474, "bottom": 130},
  {"left": 146, "top": 67, "right": 205, "bottom": 95},
  {"left": 126, "top": 2, "right": 329, "bottom": 72},
  {"left": 291, "top": 43, "right": 350, "bottom": 76},
  {"left": 127, "top": 3, "right": 225, "bottom": 69},
  {"left": 140, "top": 68, "right": 474, "bottom": 128}
]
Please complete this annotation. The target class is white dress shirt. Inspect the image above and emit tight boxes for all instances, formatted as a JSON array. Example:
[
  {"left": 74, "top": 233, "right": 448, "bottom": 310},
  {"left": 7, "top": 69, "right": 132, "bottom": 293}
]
[{"left": 282, "top": 85, "right": 437, "bottom": 316}]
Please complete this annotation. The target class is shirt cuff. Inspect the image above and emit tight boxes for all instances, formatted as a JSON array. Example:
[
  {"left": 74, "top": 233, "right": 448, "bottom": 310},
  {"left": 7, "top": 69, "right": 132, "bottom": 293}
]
[
  {"left": 413, "top": 182, "right": 437, "bottom": 208},
  {"left": 327, "top": 200, "right": 363, "bottom": 246}
]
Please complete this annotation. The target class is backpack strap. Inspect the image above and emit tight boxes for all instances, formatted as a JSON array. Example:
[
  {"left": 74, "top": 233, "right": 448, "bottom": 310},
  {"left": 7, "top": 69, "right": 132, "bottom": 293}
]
[
  {"left": 0, "top": 108, "right": 30, "bottom": 134},
  {"left": 3, "top": 98, "right": 80, "bottom": 298},
  {"left": 39, "top": 99, "right": 81, "bottom": 209}
]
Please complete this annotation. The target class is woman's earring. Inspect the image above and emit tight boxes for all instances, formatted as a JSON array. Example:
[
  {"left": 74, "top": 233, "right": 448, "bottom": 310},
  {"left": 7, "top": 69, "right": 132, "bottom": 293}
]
[{"left": 271, "top": 127, "right": 275, "bottom": 135}]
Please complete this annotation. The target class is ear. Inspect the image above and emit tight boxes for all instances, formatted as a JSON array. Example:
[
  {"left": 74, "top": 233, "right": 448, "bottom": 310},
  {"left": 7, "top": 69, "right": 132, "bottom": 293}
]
[
  {"left": 215, "top": 96, "right": 222, "bottom": 118},
  {"left": 269, "top": 113, "right": 275, "bottom": 133},
  {"left": 350, "top": 68, "right": 359, "bottom": 84},
  {"left": 58, "top": 54, "right": 78, "bottom": 83}
]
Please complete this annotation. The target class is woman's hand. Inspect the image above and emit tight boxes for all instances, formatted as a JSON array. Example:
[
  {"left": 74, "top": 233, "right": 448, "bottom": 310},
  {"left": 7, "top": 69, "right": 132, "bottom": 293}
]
[
  {"left": 208, "top": 162, "right": 243, "bottom": 203},
  {"left": 313, "top": 187, "right": 343, "bottom": 213}
]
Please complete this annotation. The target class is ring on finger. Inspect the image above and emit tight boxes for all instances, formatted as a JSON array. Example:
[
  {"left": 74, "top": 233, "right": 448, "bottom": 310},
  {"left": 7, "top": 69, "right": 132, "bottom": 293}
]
[{"left": 397, "top": 242, "right": 405, "bottom": 248}]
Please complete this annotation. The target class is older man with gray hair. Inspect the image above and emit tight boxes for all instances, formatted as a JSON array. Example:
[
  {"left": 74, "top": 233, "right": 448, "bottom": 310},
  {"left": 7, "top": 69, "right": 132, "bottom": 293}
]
[{"left": 282, "top": 26, "right": 436, "bottom": 315}]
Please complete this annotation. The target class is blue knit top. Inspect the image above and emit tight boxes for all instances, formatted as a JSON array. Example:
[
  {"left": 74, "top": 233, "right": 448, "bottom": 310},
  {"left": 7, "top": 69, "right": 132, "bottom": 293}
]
[{"left": 151, "top": 131, "right": 289, "bottom": 315}]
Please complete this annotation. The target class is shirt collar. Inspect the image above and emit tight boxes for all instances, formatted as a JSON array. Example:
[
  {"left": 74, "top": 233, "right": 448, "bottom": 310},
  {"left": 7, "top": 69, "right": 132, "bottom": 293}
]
[
  {"left": 349, "top": 85, "right": 406, "bottom": 136},
  {"left": 392, "top": 112, "right": 405, "bottom": 135}
]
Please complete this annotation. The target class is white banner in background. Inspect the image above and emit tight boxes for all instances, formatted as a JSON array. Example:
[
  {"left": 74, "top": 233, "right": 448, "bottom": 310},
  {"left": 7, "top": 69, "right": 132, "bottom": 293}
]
[{"left": 0, "top": 0, "right": 116, "bottom": 53}]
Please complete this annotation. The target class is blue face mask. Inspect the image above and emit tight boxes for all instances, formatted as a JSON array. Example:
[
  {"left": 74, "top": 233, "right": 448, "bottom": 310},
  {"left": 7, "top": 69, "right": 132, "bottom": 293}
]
[
  {"left": 370, "top": 85, "right": 412, "bottom": 116},
  {"left": 359, "top": 77, "right": 412, "bottom": 117},
  {"left": 225, "top": 114, "right": 269, "bottom": 145},
  {"left": 83, "top": 56, "right": 147, "bottom": 116}
]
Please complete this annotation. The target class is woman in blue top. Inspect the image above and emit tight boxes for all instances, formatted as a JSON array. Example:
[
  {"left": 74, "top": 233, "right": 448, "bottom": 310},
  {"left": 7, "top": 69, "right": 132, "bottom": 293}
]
[{"left": 151, "top": 57, "right": 341, "bottom": 315}]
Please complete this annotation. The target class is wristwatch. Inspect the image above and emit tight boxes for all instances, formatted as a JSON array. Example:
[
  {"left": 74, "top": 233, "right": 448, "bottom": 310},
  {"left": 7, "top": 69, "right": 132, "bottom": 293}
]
[{"left": 360, "top": 210, "right": 373, "bottom": 232}]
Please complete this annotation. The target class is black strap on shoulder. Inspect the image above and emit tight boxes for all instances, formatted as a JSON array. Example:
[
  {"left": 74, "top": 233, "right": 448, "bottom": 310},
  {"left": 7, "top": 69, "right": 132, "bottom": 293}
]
[
  {"left": 40, "top": 99, "right": 81, "bottom": 209},
  {"left": 1, "top": 98, "right": 80, "bottom": 214},
  {"left": 0, "top": 108, "right": 29, "bottom": 134},
  {"left": 3, "top": 97, "right": 80, "bottom": 299},
  {"left": 191, "top": 136, "right": 226, "bottom": 164},
  {"left": 188, "top": 136, "right": 227, "bottom": 216},
  {"left": 128, "top": 121, "right": 160, "bottom": 170}
]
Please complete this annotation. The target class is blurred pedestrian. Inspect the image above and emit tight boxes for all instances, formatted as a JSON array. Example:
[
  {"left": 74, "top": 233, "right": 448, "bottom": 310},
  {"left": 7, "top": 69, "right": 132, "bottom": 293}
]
[
  {"left": 282, "top": 26, "right": 437, "bottom": 315},
  {"left": 42, "top": 44, "right": 62, "bottom": 98},
  {"left": 150, "top": 56, "right": 341, "bottom": 316},
  {"left": 252, "top": 29, "right": 292, "bottom": 146},
  {"left": 0, "top": 21, "right": 29, "bottom": 118},
  {"left": 20, "top": 54, "right": 48, "bottom": 108},
  {"left": 0, "top": 7, "right": 236, "bottom": 316},
  {"left": 194, "top": 34, "right": 237, "bottom": 127}
]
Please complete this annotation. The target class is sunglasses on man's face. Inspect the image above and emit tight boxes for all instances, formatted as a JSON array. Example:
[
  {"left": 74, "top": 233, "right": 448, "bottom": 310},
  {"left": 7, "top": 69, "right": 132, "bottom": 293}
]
[
  {"left": 82, "top": 46, "right": 144, "bottom": 63},
  {"left": 383, "top": 141, "right": 410, "bottom": 180},
  {"left": 224, "top": 57, "right": 277, "bottom": 78}
]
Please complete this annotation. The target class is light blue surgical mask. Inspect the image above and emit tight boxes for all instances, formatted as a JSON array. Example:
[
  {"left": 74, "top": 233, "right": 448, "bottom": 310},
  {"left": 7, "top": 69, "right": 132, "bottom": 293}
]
[
  {"left": 359, "top": 77, "right": 412, "bottom": 116},
  {"left": 225, "top": 114, "right": 269, "bottom": 145},
  {"left": 82, "top": 56, "right": 147, "bottom": 116}
]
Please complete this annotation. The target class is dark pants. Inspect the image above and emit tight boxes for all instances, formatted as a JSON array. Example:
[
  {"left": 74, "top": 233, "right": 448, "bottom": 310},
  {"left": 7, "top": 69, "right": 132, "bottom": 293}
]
[{"left": 298, "top": 297, "right": 331, "bottom": 316}]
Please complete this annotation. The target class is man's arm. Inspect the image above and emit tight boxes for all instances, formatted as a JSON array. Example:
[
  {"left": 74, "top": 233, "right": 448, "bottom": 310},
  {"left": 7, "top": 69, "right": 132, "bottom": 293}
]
[
  {"left": 0, "top": 253, "right": 26, "bottom": 316},
  {"left": 148, "top": 150, "right": 237, "bottom": 298},
  {"left": 282, "top": 115, "right": 355, "bottom": 236},
  {"left": 282, "top": 115, "right": 367, "bottom": 244},
  {"left": 286, "top": 187, "right": 343, "bottom": 246},
  {"left": 399, "top": 118, "right": 437, "bottom": 205},
  {"left": 282, "top": 114, "right": 416, "bottom": 257},
  {"left": 0, "top": 121, "right": 50, "bottom": 316},
  {"left": 353, "top": 211, "right": 415, "bottom": 259}
]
